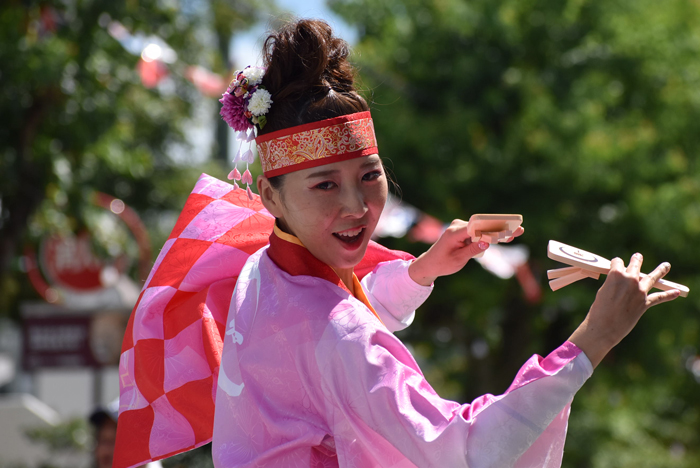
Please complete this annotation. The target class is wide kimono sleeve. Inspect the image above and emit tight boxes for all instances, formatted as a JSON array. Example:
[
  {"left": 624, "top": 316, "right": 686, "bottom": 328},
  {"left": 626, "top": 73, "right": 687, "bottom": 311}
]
[
  {"left": 316, "top": 324, "right": 593, "bottom": 468},
  {"left": 361, "top": 259, "right": 433, "bottom": 332}
]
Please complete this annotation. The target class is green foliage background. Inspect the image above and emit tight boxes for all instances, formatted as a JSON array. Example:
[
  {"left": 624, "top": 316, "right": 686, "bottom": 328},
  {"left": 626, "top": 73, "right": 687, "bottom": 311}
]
[
  {"left": 330, "top": 0, "right": 700, "bottom": 465},
  {"left": 0, "top": 0, "right": 267, "bottom": 464},
  {"left": 0, "top": 0, "right": 270, "bottom": 315},
  {"left": 2, "top": 0, "right": 700, "bottom": 466}
]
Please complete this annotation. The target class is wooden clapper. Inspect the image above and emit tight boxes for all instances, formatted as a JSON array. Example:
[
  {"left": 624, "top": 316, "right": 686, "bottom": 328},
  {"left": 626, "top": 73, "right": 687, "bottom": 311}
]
[
  {"left": 467, "top": 214, "right": 523, "bottom": 244},
  {"left": 547, "top": 240, "right": 689, "bottom": 297}
]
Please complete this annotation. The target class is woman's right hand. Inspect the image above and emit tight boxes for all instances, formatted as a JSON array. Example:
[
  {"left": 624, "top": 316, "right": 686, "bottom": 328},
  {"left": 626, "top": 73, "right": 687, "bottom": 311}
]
[
  {"left": 408, "top": 219, "right": 525, "bottom": 286},
  {"left": 568, "top": 253, "right": 681, "bottom": 368}
]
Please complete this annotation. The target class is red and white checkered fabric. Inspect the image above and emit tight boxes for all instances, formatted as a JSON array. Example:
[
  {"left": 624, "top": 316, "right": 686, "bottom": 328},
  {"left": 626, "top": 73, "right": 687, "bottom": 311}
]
[
  {"left": 114, "top": 174, "right": 275, "bottom": 468},
  {"left": 114, "top": 173, "right": 412, "bottom": 467}
]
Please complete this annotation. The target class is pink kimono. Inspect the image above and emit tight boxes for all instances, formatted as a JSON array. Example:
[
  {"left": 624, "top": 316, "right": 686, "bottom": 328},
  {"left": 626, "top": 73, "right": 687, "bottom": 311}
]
[
  {"left": 213, "top": 228, "right": 593, "bottom": 467},
  {"left": 115, "top": 174, "right": 593, "bottom": 468}
]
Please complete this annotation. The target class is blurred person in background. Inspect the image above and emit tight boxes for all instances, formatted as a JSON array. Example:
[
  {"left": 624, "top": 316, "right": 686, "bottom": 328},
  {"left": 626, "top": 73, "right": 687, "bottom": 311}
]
[{"left": 90, "top": 399, "right": 162, "bottom": 468}]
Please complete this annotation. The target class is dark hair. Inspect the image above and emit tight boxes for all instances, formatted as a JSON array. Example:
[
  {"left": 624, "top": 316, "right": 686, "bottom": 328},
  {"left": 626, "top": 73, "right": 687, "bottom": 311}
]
[{"left": 260, "top": 19, "right": 370, "bottom": 190}]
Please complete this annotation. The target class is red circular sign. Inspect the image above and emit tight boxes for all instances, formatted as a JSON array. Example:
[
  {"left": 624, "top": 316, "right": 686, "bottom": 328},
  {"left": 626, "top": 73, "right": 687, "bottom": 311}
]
[
  {"left": 40, "top": 231, "right": 119, "bottom": 291},
  {"left": 25, "top": 193, "right": 151, "bottom": 303}
]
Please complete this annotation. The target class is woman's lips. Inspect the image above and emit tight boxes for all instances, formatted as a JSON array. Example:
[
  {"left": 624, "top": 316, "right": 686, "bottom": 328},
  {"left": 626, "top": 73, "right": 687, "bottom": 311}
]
[{"left": 332, "top": 227, "right": 366, "bottom": 250}]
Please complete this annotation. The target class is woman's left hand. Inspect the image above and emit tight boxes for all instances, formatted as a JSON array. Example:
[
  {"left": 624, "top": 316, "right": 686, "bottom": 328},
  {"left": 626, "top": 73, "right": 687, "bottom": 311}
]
[{"left": 408, "top": 219, "right": 525, "bottom": 286}]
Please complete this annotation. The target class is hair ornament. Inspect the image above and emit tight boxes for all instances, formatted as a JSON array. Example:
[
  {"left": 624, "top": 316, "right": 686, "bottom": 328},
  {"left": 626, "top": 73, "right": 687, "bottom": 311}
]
[
  {"left": 227, "top": 167, "right": 242, "bottom": 188},
  {"left": 219, "top": 65, "right": 271, "bottom": 198},
  {"left": 241, "top": 169, "right": 253, "bottom": 186}
]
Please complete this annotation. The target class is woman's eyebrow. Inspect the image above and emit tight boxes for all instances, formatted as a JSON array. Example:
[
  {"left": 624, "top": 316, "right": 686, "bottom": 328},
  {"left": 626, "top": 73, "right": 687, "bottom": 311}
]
[
  {"left": 306, "top": 169, "right": 339, "bottom": 179},
  {"left": 361, "top": 161, "right": 382, "bottom": 169},
  {"left": 306, "top": 159, "right": 381, "bottom": 179}
]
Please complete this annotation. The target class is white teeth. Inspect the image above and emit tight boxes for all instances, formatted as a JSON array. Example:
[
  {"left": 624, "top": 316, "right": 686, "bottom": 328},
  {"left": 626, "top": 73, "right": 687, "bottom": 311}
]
[{"left": 336, "top": 227, "right": 363, "bottom": 237}]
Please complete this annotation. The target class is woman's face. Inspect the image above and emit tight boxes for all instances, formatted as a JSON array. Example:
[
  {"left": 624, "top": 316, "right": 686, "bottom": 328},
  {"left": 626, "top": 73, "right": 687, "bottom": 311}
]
[{"left": 259, "top": 154, "right": 388, "bottom": 270}]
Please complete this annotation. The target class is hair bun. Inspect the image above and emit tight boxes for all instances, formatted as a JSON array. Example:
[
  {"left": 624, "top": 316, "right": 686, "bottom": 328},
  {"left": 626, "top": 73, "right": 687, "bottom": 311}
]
[
  {"left": 263, "top": 19, "right": 354, "bottom": 99},
  {"left": 259, "top": 19, "right": 369, "bottom": 134}
]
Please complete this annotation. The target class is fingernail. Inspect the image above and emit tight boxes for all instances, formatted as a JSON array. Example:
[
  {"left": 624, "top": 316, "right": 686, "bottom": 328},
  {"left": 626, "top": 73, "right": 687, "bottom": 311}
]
[{"left": 478, "top": 241, "right": 489, "bottom": 250}]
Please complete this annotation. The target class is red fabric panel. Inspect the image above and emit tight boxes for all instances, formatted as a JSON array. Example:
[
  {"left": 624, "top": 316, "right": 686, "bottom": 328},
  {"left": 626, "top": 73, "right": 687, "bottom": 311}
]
[
  {"left": 163, "top": 289, "right": 206, "bottom": 340},
  {"left": 267, "top": 231, "right": 414, "bottom": 291},
  {"left": 204, "top": 277, "right": 237, "bottom": 326},
  {"left": 121, "top": 290, "right": 145, "bottom": 353},
  {"left": 147, "top": 238, "right": 212, "bottom": 288},
  {"left": 216, "top": 212, "right": 274, "bottom": 255},
  {"left": 202, "top": 316, "right": 224, "bottom": 371},
  {"left": 134, "top": 339, "right": 165, "bottom": 403},
  {"left": 220, "top": 188, "right": 267, "bottom": 211},
  {"left": 267, "top": 230, "right": 348, "bottom": 293},
  {"left": 166, "top": 376, "right": 216, "bottom": 445},
  {"left": 215, "top": 320, "right": 226, "bottom": 347},
  {"left": 114, "top": 405, "right": 155, "bottom": 468},
  {"left": 168, "top": 193, "right": 214, "bottom": 239}
]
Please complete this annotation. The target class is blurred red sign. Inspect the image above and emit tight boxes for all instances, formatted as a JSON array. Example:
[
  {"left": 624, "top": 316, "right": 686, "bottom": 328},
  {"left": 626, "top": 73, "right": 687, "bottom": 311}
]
[
  {"left": 25, "top": 192, "right": 151, "bottom": 304},
  {"left": 40, "top": 232, "right": 106, "bottom": 291}
]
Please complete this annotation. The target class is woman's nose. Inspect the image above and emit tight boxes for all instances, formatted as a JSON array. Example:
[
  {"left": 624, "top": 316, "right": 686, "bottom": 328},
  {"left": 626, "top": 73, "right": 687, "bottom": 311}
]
[{"left": 339, "top": 184, "right": 367, "bottom": 218}]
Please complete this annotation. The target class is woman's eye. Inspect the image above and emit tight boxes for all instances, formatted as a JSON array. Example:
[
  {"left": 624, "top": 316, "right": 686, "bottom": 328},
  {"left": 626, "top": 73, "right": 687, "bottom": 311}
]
[
  {"left": 363, "top": 170, "right": 382, "bottom": 181},
  {"left": 314, "top": 181, "right": 336, "bottom": 190}
]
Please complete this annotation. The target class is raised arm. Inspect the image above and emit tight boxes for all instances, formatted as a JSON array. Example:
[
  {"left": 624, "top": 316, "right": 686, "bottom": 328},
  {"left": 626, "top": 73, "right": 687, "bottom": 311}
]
[
  {"left": 319, "top": 328, "right": 592, "bottom": 468},
  {"left": 364, "top": 218, "right": 524, "bottom": 332}
]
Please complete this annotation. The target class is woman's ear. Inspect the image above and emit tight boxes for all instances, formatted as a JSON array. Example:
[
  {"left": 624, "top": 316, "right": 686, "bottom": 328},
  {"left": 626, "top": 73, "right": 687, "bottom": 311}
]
[{"left": 257, "top": 175, "right": 284, "bottom": 218}]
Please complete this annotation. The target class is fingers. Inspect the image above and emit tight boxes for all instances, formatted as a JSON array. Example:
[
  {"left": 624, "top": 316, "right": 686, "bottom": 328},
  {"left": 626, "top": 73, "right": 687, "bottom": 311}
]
[
  {"left": 646, "top": 288, "right": 681, "bottom": 308},
  {"left": 626, "top": 253, "right": 643, "bottom": 276},
  {"left": 445, "top": 219, "right": 470, "bottom": 243},
  {"left": 463, "top": 240, "right": 489, "bottom": 259},
  {"left": 640, "top": 262, "right": 671, "bottom": 292},
  {"left": 610, "top": 257, "right": 625, "bottom": 272},
  {"left": 503, "top": 226, "right": 525, "bottom": 243}
]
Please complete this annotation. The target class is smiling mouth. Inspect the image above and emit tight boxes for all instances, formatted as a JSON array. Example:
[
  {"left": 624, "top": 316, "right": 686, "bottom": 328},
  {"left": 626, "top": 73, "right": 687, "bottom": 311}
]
[{"left": 333, "top": 227, "right": 365, "bottom": 244}]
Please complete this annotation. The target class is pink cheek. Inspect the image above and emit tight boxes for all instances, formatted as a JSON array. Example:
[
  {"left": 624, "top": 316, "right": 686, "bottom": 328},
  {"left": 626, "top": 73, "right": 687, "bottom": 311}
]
[
  {"left": 317, "top": 201, "right": 343, "bottom": 220},
  {"left": 367, "top": 195, "right": 387, "bottom": 213}
]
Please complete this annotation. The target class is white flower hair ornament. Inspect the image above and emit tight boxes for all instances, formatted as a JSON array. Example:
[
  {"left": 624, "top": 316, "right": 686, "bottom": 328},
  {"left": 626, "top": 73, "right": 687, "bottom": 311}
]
[{"left": 219, "top": 66, "right": 272, "bottom": 199}]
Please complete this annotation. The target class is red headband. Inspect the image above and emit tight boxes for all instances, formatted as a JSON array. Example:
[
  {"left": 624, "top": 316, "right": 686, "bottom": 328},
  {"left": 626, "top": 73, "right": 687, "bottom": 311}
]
[{"left": 255, "top": 111, "right": 378, "bottom": 177}]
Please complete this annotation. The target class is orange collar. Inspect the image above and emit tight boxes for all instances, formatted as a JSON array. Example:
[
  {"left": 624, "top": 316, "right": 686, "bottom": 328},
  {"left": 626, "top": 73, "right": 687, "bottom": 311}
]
[{"left": 268, "top": 225, "right": 383, "bottom": 325}]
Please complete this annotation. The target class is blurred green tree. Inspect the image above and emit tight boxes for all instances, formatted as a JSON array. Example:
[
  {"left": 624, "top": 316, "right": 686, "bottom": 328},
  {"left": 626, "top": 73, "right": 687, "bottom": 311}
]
[
  {"left": 162, "top": 442, "right": 215, "bottom": 468},
  {"left": 22, "top": 418, "right": 90, "bottom": 468},
  {"left": 0, "top": 0, "right": 271, "bottom": 316},
  {"left": 331, "top": 0, "right": 700, "bottom": 465}
]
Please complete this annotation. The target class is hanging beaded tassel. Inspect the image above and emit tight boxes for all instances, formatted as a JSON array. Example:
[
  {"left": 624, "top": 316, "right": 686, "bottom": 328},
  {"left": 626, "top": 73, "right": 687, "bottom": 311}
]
[
  {"left": 219, "top": 66, "right": 272, "bottom": 200},
  {"left": 227, "top": 129, "right": 250, "bottom": 195},
  {"left": 226, "top": 128, "right": 257, "bottom": 199}
]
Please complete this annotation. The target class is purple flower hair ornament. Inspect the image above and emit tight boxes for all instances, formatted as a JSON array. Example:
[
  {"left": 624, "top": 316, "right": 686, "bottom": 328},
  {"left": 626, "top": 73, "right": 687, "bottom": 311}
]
[{"left": 219, "top": 66, "right": 271, "bottom": 199}]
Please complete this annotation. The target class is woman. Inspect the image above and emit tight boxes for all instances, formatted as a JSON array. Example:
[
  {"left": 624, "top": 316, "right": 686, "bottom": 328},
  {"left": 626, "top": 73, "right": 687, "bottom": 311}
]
[
  {"left": 212, "top": 19, "right": 680, "bottom": 467},
  {"left": 115, "top": 19, "right": 679, "bottom": 468}
]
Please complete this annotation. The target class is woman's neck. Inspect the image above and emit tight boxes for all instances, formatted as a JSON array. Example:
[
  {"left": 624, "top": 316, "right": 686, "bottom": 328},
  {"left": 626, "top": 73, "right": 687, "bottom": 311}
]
[{"left": 332, "top": 267, "right": 355, "bottom": 296}]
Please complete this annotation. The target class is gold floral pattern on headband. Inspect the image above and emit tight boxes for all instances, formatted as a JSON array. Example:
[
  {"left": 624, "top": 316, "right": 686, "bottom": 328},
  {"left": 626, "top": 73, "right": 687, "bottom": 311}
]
[{"left": 258, "top": 117, "right": 377, "bottom": 174}]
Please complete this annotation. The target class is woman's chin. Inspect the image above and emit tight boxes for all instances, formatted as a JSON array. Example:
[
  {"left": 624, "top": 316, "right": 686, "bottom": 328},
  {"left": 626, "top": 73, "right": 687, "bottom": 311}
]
[
  {"left": 322, "top": 242, "right": 370, "bottom": 271},
  {"left": 339, "top": 245, "right": 372, "bottom": 270}
]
